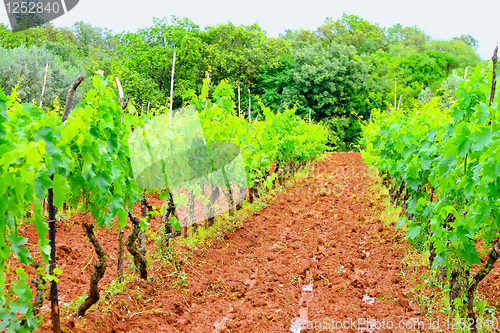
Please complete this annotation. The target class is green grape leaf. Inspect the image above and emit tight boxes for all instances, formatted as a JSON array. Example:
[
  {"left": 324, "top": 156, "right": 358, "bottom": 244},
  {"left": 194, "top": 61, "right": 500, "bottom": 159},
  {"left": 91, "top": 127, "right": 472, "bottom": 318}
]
[
  {"left": 169, "top": 217, "right": 181, "bottom": 231},
  {"left": 33, "top": 173, "right": 52, "bottom": 200},
  {"left": 461, "top": 243, "right": 481, "bottom": 265},
  {"left": 52, "top": 174, "right": 70, "bottom": 208},
  {"left": 117, "top": 209, "right": 127, "bottom": 229},
  {"left": 407, "top": 226, "right": 421, "bottom": 240},
  {"left": 8, "top": 232, "right": 31, "bottom": 264},
  {"left": 471, "top": 126, "right": 493, "bottom": 152}
]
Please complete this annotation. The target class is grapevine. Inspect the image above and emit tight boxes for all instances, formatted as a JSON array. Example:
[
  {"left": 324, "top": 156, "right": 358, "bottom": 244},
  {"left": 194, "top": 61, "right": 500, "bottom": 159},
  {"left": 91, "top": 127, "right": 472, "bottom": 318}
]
[
  {"left": 0, "top": 73, "right": 328, "bottom": 331},
  {"left": 362, "top": 61, "right": 500, "bottom": 328}
]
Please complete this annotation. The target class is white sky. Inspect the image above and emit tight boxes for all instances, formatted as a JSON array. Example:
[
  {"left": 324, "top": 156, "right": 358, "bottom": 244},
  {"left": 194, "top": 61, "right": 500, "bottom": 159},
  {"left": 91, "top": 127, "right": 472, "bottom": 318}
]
[{"left": 0, "top": 0, "right": 498, "bottom": 59}]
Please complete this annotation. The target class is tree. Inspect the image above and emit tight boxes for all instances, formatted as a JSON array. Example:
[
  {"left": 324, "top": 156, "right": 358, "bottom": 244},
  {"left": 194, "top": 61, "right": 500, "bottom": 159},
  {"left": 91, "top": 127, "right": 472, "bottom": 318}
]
[
  {"left": 280, "top": 29, "right": 318, "bottom": 44},
  {"left": 114, "top": 16, "right": 207, "bottom": 107},
  {"left": 402, "top": 51, "right": 450, "bottom": 87},
  {"left": 278, "top": 42, "right": 372, "bottom": 119},
  {"left": 386, "top": 23, "right": 429, "bottom": 51},
  {"left": 452, "top": 34, "right": 479, "bottom": 48},
  {"left": 0, "top": 23, "right": 45, "bottom": 48},
  {"left": 0, "top": 23, "right": 87, "bottom": 73},
  {"left": 71, "top": 21, "right": 116, "bottom": 57},
  {"left": 203, "top": 22, "right": 290, "bottom": 87},
  {"left": 426, "top": 39, "right": 482, "bottom": 70},
  {"left": 365, "top": 49, "right": 425, "bottom": 106},
  {"left": 255, "top": 51, "right": 294, "bottom": 112},
  {"left": 112, "top": 17, "right": 290, "bottom": 109},
  {"left": 317, "top": 13, "right": 387, "bottom": 53}
]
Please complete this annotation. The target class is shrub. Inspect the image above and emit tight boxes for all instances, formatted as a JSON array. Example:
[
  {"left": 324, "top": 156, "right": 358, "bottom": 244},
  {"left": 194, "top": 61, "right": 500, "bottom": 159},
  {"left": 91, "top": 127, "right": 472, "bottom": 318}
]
[
  {"left": 325, "top": 116, "right": 362, "bottom": 151},
  {"left": 0, "top": 45, "right": 81, "bottom": 108}
]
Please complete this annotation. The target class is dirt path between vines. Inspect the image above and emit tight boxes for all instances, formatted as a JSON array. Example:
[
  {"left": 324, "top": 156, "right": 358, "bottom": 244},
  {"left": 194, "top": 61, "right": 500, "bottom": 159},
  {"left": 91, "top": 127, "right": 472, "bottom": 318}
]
[{"left": 27, "top": 152, "right": 498, "bottom": 333}]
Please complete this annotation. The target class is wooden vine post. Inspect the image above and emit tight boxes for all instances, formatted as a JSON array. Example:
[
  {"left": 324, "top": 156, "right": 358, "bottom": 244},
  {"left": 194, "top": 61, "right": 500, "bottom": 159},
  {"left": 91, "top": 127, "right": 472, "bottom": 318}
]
[
  {"left": 253, "top": 115, "right": 259, "bottom": 127},
  {"left": 248, "top": 88, "right": 251, "bottom": 121},
  {"left": 61, "top": 76, "right": 85, "bottom": 122},
  {"left": 47, "top": 74, "right": 84, "bottom": 333},
  {"left": 39, "top": 63, "right": 49, "bottom": 108},
  {"left": 205, "top": 72, "right": 210, "bottom": 110},
  {"left": 169, "top": 51, "right": 176, "bottom": 115},
  {"left": 115, "top": 76, "right": 126, "bottom": 283},
  {"left": 394, "top": 77, "right": 397, "bottom": 110},
  {"left": 489, "top": 45, "right": 498, "bottom": 107},
  {"left": 465, "top": 45, "right": 498, "bottom": 333},
  {"left": 47, "top": 183, "right": 59, "bottom": 333},
  {"left": 162, "top": 50, "right": 177, "bottom": 224},
  {"left": 238, "top": 82, "right": 241, "bottom": 117}
]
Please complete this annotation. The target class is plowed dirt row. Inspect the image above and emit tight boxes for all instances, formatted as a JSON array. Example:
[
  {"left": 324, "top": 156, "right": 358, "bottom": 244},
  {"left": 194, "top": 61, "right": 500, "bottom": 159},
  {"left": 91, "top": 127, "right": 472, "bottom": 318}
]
[{"left": 25, "top": 152, "right": 495, "bottom": 332}]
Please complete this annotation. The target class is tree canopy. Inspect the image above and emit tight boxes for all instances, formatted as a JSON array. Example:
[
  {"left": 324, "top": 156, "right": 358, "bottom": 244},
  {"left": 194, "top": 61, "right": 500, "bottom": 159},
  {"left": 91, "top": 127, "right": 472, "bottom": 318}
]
[{"left": 0, "top": 14, "right": 484, "bottom": 150}]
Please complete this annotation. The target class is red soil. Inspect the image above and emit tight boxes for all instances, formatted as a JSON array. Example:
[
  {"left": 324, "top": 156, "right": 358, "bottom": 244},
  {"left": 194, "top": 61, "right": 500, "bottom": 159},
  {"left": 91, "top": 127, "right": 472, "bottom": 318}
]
[{"left": 11, "top": 152, "right": 500, "bottom": 332}]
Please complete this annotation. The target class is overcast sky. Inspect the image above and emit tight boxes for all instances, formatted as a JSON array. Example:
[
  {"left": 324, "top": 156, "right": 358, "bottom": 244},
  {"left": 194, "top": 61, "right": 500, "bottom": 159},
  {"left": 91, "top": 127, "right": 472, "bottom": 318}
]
[{"left": 1, "top": 0, "right": 497, "bottom": 59}]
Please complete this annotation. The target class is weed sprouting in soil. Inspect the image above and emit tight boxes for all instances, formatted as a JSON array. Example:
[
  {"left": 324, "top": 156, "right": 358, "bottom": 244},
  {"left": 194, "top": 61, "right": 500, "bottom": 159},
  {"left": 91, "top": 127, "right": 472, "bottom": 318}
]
[
  {"left": 168, "top": 268, "right": 189, "bottom": 292},
  {"left": 60, "top": 293, "right": 88, "bottom": 317}
]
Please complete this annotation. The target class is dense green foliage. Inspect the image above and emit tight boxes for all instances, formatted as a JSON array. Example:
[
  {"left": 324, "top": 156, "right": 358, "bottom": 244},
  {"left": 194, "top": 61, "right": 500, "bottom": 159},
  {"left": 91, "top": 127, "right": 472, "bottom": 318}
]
[
  {"left": 0, "top": 14, "right": 483, "bottom": 150},
  {"left": 0, "top": 75, "right": 143, "bottom": 331},
  {"left": 362, "top": 63, "right": 500, "bottom": 316},
  {"left": 0, "top": 88, "right": 53, "bottom": 332},
  {"left": 0, "top": 45, "right": 82, "bottom": 108},
  {"left": 0, "top": 72, "right": 327, "bottom": 331}
]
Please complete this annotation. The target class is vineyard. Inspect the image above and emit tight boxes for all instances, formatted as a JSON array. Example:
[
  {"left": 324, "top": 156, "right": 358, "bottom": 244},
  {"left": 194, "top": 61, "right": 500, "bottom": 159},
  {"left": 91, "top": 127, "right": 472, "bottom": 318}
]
[
  {"left": 0, "top": 74, "right": 328, "bottom": 332},
  {"left": 4, "top": 61, "right": 500, "bottom": 332},
  {"left": 1, "top": 13, "right": 499, "bottom": 333}
]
